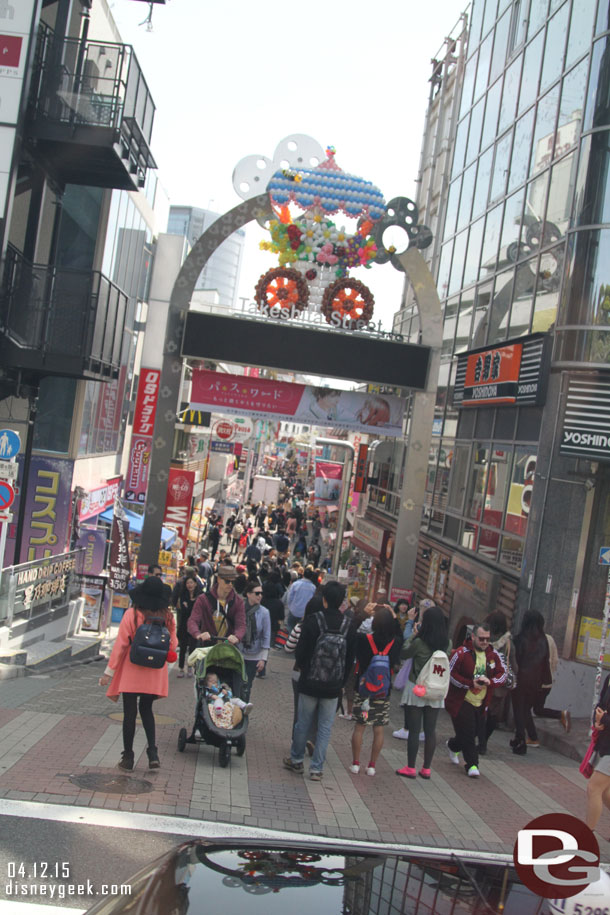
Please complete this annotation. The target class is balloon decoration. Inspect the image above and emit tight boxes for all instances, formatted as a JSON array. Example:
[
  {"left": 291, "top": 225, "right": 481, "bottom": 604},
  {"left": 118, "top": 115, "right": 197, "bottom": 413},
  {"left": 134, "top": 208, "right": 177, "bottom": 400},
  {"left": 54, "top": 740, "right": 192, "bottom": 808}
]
[{"left": 256, "top": 146, "right": 382, "bottom": 326}]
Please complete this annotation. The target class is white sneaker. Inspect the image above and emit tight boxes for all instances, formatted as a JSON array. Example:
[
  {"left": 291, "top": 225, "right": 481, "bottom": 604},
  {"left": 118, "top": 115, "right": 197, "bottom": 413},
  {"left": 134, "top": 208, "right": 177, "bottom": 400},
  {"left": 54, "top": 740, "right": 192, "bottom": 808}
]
[
  {"left": 392, "top": 728, "right": 409, "bottom": 740},
  {"left": 467, "top": 765, "right": 480, "bottom": 777},
  {"left": 446, "top": 740, "right": 460, "bottom": 765},
  {"left": 349, "top": 764, "right": 360, "bottom": 774},
  {"left": 366, "top": 766, "right": 376, "bottom": 777}
]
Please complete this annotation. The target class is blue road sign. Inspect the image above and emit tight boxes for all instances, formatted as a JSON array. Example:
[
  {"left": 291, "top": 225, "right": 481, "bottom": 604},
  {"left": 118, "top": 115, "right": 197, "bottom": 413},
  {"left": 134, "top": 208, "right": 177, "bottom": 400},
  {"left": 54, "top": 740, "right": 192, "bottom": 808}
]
[
  {"left": 600, "top": 547, "right": 610, "bottom": 565},
  {"left": 0, "top": 480, "right": 15, "bottom": 510},
  {"left": 0, "top": 429, "right": 20, "bottom": 460}
]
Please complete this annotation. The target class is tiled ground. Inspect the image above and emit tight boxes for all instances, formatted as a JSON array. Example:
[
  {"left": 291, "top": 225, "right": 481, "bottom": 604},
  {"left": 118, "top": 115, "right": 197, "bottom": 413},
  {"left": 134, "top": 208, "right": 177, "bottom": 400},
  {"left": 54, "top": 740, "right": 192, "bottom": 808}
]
[{"left": 0, "top": 649, "right": 608, "bottom": 859}]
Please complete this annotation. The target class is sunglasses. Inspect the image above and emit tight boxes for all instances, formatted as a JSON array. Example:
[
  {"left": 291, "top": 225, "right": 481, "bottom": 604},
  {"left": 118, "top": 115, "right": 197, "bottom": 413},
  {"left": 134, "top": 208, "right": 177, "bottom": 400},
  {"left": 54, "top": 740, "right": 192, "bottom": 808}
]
[
  {"left": 476, "top": 636, "right": 490, "bottom": 642},
  {"left": 252, "top": 590, "right": 263, "bottom": 595}
]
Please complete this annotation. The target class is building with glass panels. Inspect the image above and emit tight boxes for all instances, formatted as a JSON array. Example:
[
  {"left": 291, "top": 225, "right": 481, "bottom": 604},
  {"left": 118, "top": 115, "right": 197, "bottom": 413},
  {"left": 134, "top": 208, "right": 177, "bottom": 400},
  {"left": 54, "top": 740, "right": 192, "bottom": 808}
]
[{"left": 384, "top": 0, "right": 610, "bottom": 709}]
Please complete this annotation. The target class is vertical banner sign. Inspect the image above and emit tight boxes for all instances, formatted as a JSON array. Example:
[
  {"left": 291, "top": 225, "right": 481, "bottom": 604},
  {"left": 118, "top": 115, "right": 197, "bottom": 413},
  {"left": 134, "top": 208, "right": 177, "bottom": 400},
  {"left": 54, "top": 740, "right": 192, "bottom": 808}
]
[
  {"left": 125, "top": 368, "right": 160, "bottom": 503},
  {"left": 354, "top": 444, "right": 369, "bottom": 493},
  {"left": 314, "top": 460, "right": 343, "bottom": 505},
  {"left": 75, "top": 528, "right": 107, "bottom": 576},
  {"left": 163, "top": 469, "right": 195, "bottom": 552},
  {"left": 7, "top": 456, "right": 74, "bottom": 564},
  {"left": 108, "top": 516, "right": 130, "bottom": 592}
]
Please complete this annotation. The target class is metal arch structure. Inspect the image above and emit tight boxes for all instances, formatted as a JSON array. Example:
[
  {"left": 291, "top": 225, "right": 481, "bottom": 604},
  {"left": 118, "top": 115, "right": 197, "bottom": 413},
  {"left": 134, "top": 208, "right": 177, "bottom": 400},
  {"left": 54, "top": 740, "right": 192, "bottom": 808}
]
[{"left": 139, "top": 195, "right": 442, "bottom": 590}]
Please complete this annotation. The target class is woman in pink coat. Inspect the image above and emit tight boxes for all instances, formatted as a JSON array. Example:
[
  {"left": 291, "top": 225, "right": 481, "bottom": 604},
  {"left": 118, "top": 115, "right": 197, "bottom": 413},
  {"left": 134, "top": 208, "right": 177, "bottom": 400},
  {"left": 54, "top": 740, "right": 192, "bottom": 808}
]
[{"left": 99, "top": 576, "right": 177, "bottom": 771}]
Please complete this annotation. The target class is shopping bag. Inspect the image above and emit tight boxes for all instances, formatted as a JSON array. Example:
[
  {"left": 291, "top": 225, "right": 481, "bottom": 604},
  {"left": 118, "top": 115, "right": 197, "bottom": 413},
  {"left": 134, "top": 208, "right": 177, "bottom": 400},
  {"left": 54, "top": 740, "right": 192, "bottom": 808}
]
[{"left": 579, "top": 731, "right": 599, "bottom": 779}]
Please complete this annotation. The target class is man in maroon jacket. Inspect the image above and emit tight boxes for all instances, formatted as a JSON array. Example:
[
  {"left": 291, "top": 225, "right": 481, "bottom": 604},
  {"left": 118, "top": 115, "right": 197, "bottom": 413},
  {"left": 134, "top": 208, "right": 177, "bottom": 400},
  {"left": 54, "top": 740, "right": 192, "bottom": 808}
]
[
  {"left": 445, "top": 623, "right": 506, "bottom": 778},
  {"left": 187, "top": 564, "right": 245, "bottom": 645}
]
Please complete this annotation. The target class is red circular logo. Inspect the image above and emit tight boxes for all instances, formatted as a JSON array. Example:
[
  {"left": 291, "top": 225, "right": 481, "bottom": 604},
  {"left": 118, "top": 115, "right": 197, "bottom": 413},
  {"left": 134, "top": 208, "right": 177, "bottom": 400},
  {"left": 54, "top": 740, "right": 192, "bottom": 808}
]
[
  {"left": 216, "top": 422, "right": 234, "bottom": 441},
  {"left": 514, "top": 813, "right": 600, "bottom": 899}
]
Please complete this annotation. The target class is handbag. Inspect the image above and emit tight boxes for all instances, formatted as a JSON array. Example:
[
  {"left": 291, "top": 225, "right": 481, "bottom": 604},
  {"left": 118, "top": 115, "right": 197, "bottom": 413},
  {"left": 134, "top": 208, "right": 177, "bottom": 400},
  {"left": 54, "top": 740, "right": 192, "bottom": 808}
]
[
  {"left": 393, "top": 658, "right": 413, "bottom": 691},
  {"left": 579, "top": 730, "right": 599, "bottom": 779}
]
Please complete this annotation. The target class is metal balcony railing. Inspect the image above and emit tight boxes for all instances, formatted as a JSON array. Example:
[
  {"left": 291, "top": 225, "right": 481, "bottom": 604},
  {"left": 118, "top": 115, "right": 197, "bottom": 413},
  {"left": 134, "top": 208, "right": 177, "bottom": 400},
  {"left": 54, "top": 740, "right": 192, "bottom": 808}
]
[
  {"left": 1, "top": 245, "right": 127, "bottom": 379},
  {"left": 27, "top": 23, "right": 156, "bottom": 186}
]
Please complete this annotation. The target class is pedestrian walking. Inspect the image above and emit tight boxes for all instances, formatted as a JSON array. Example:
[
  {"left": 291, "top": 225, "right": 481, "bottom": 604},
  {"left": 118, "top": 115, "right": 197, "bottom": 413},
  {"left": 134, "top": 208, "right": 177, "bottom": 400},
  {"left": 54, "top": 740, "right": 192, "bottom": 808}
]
[
  {"left": 285, "top": 567, "right": 317, "bottom": 632},
  {"left": 209, "top": 522, "right": 221, "bottom": 561},
  {"left": 585, "top": 672, "right": 610, "bottom": 834},
  {"left": 445, "top": 623, "right": 506, "bottom": 777},
  {"left": 283, "top": 581, "right": 355, "bottom": 780},
  {"left": 350, "top": 606, "right": 402, "bottom": 776},
  {"left": 98, "top": 576, "right": 177, "bottom": 771},
  {"left": 172, "top": 572, "right": 202, "bottom": 678},
  {"left": 479, "top": 611, "right": 515, "bottom": 753},
  {"left": 242, "top": 579, "right": 271, "bottom": 700},
  {"left": 395, "top": 605, "right": 451, "bottom": 779},
  {"left": 187, "top": 564, "right": 245, "bottom": 646},
  {"left": 230, "top": 520, "right": 244, "bottom": 556},
  {"left": 510, "top": 610, "right": 570, "bottom": 755}
]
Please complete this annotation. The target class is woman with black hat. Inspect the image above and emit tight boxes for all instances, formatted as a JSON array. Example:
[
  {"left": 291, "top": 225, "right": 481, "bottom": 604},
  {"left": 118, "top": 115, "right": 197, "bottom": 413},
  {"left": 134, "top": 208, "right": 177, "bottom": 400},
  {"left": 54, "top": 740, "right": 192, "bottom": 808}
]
[{"left": 99, "top": 576, "right": 177, "bottom": 771}]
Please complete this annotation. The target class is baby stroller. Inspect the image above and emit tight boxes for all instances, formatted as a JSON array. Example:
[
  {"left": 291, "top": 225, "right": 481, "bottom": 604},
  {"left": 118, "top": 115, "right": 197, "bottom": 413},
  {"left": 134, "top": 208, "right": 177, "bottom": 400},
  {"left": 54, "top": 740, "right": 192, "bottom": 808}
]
[{"left": 177, "top": 639, "right": 248, "bottom": 768}]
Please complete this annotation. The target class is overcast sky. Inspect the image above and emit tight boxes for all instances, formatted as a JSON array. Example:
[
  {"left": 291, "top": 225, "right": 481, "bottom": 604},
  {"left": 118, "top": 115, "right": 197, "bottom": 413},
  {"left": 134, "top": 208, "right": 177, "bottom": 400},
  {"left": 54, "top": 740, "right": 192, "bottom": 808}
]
[{"left": 110, "top": 0, "right": 468, "bottom": 328}]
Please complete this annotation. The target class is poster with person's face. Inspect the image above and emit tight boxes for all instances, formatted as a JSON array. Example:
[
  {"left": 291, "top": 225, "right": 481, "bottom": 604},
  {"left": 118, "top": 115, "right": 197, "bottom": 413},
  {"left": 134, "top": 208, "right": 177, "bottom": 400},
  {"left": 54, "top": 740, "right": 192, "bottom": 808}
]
[{"left": 314, "top": 460, "right": 343, "bottom": 505}]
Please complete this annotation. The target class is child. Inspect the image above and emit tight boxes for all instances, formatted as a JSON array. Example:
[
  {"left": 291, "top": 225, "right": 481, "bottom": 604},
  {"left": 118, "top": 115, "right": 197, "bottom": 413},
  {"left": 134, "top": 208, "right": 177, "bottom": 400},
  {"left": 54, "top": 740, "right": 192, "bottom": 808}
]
[{"left": 204, "top": 672, "right": 252, "bottom": 729}]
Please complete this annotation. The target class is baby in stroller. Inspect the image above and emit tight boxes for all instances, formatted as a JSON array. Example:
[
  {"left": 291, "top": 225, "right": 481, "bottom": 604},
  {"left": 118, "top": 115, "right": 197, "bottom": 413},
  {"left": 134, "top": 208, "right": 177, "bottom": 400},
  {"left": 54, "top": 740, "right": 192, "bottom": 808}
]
[{"left": 204, "top": 672, "right": 252, "bottom": 729}]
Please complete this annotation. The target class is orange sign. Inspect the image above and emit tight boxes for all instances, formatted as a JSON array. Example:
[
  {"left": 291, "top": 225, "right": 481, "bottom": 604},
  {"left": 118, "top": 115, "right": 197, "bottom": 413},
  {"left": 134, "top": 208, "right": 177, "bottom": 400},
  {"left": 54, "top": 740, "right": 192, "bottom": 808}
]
[{"left": 462, "top": 343, "right": 523, "bottom": 406}]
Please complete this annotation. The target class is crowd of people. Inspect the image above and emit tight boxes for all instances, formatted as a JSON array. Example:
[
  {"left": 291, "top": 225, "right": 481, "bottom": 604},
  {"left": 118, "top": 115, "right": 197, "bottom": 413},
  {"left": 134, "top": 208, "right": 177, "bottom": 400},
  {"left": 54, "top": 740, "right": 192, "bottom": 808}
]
[{"left": 99, "top": 477, "right": 610, "bottom": 834}]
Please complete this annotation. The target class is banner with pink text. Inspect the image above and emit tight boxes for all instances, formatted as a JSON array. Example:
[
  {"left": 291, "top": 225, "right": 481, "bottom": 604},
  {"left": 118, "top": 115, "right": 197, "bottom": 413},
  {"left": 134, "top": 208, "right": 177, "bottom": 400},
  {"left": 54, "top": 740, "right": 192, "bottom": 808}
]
[{"left": 190, "top": 369, "right": 404, "bottom": 436}]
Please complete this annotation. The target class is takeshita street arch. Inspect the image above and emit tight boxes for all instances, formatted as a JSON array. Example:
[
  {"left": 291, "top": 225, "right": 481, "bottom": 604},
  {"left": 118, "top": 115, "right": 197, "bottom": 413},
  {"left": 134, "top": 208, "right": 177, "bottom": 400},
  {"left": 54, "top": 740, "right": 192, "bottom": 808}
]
[{"left": 140, "top": 135, "right": 441, "bottom": 592}]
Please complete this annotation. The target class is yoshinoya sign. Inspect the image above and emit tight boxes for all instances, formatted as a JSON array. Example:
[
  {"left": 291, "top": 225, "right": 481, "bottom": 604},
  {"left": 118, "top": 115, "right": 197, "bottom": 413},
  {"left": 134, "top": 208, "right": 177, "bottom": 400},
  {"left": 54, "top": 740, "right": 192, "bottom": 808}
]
[
  {"left": 453, "top": 333, "right": 550, "bottom": 408},
  {"left": 560, "top": 374, "right": 610, "bottom": 463}
]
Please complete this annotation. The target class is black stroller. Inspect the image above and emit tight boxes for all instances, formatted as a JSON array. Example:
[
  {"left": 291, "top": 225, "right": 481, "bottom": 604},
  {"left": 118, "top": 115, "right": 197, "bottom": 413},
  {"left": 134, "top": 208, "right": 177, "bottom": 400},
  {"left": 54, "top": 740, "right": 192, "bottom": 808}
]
[{"left": 177, "top": 639, "right": 248, "bottom": 768}]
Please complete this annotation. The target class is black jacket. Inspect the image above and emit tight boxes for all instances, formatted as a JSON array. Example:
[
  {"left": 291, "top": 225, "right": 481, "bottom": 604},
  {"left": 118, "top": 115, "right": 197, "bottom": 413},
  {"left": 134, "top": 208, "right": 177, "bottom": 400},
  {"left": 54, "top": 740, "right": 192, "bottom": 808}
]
[{"left": 295, "top": 608, "right": 356, "bottom": 699}]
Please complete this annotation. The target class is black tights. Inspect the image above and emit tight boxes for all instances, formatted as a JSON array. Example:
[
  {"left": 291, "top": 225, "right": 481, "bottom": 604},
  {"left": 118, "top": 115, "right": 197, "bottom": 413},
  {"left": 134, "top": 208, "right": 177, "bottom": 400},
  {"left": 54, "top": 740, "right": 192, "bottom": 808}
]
[
  {"left": 122, "top": 693, "right": 156, "bottom": 753},
  {"left": 404, "top": 706, "right": 440, "bottom": 768}
]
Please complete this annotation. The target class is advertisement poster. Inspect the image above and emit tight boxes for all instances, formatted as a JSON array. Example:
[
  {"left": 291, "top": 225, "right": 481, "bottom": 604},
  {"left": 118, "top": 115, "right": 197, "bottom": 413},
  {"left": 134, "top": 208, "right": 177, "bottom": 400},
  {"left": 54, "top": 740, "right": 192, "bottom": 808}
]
[
  {"left": 125, "top": 435, "right": 152, "bottom": 504},
  {"left": 79, "top": 477, "right": 122, "bottom": 522},
  {"left": 78, "top": 575, "right": 106, "bottom": 632},
  {"left": 163, "top": 468, "right": 195, "bottom": 553},
  {"left": 314, "top": 460, "right": 343, "bottom": 505},
  {"left": 125, "top": 367, "right": 160, "bottom": 504},
  {"left": 191, "top": 369, "right": 404, "bottom": 437},
  {"left": 6, "top": 456, "right": 74, "bottom": 565},
  {"left": 576, "top": 615, "right": 610, "bottom": 666}
]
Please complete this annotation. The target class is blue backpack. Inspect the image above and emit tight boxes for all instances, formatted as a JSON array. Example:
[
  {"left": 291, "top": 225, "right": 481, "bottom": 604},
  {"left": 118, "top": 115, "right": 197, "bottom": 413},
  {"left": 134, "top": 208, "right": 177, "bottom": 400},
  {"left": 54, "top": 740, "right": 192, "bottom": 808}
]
[{"left": 358, "top": 634, "right": 394, "bottom": 699}]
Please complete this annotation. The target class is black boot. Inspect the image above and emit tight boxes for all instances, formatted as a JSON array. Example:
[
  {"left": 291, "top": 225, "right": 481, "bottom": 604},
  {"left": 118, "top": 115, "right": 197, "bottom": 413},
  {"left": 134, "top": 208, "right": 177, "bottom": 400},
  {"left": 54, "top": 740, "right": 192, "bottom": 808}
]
[
  {"left": 147, "top": 746, "right": 160, "bottom": 769},
  {"left": 118, "top": 751, "right": 134, "bottom": 771},
  {"left": 512, "top": 739, "right": 527, "bottom": 756}
]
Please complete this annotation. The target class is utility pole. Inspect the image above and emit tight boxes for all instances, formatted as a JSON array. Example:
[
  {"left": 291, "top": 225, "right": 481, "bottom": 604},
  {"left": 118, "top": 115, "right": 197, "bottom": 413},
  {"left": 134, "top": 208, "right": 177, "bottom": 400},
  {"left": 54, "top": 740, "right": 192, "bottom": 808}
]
[{"left": 316, "top": 438, "right": 354, "bottom": 577}]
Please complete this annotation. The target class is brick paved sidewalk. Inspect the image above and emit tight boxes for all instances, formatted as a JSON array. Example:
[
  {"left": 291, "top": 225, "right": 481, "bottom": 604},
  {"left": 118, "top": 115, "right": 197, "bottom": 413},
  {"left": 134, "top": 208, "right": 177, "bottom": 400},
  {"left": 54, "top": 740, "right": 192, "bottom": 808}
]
[{"left": 0, "top": 648, "right": 608, "bottom": 860}]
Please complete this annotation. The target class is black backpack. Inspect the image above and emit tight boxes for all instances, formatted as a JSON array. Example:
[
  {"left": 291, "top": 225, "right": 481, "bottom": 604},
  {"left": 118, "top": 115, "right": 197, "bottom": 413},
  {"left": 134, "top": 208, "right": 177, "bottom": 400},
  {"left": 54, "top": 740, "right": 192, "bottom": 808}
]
[
  {"left": 304, "top": 612, "right": 351, "bottom": 691},
  {"left": 129, "top": 608, "right": 171, "bottom": 668}
]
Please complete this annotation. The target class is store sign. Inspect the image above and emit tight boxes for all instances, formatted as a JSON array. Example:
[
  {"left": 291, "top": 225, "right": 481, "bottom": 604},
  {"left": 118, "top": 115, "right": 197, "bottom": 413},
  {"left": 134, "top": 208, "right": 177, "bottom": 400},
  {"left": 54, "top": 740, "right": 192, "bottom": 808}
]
[
  {"left": 352, "top": 516, "right": 387, "bottom": 560},
  {"left": 163, "top": 468, "right": 195, "bottom": 551},
  {"left": 13, "top": 552, "right": 79, "bottom": 616},
  {"left": 108, "top": 515, "right": 130, "bottom": 592},
  {"left": 210, "top": 441, "right": 234, "bottom": 454},
  {"left": 448, "top": 554, "right": 499, "bottom": 618},
  {"left": 453, "top": 334, "right": 549, "bottom": 408},
  {"left": 560, "top": 375, "right": 610, "bottom": 463},
  {"left": 19, "top": 456, "right": 73, "bottom": 564},
  {"left": 126, "top": 367, "right": 161, "bottom": 504},
  {"left": 125, "top": 436, "right": 152, "bottom": 504},
  {"left": 353, "top": 444, "right": 369, "bottom": 493},
  {"left": 79, "top": 477, "right": 122, "bottom": 521},
  {"left": 75, "top": 527, "right": 106, "bottom": 576},
  {"left": 133, "top": 368, "right": 161, "bottom": 436}
]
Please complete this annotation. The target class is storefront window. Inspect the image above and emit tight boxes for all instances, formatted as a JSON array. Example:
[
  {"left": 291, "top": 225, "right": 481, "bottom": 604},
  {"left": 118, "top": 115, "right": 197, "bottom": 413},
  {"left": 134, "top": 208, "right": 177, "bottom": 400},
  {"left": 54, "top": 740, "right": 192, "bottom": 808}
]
[
  {"left": 465, "top": 443, "right": 490, "bottom": 521},
  {"left": 446, "top": 443, "right": 470, "bottom": 513}
]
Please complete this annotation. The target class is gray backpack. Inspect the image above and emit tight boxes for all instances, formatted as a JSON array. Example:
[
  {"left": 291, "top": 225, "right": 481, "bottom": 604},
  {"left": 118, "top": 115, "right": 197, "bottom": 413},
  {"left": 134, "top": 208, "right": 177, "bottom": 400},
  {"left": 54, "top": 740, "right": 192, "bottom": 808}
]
[{"left": 305, "top": 612, "right": 351, "bottom": 690}]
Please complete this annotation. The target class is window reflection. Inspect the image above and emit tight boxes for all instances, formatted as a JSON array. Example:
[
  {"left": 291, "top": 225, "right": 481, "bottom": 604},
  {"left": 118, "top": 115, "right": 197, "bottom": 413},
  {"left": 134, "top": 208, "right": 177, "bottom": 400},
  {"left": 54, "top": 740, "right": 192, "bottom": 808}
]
[
  {"left": 566, "top": 0, "right": 597, "bottom": 67},
  {"left": 500, "top": 188, "right": 526, "bottom": 263},
  {"left": 457, "top": 163, "right": 476, "bottom": 229},
  {"left": 467, "top": 98, "right": 485, "bottom": 165},
  {"left": 455, "top": 293, "right": 475, "bottom": 352},
  {"left": 474, "top": 34, "right": 493, "bottom": 103},
  {"left": 559, "top": 229, "right": 610, "bottom": 329},
  {"left": 490, "top": 10, "right": 511, "bottom": 84},
  {"left": 472, "top": 282, "right": 493, "bottom": 348},
  {"left": 508, "top": 109, "right": 535, "bottom": 192},
  {"left": 465, "top": 443, "right": 490, "bottom": 520},
  {"left": 446, "top": 443, "right": 470, "bottom": 512},
  {"left": 529, "top": 86, "right": 560, "bottom": 179},
  {"left": 490, "top": 130, "right": 513, "bottom": 201},
  {"left": 444, "top": 177, "right": 461, "bottom": 237},
  {"left": 499, "top": 55, "right": 522, "bottom": 133},
  {"left": 528, "top": 0, "right": 549, "bottom": 41},
  {"left": 459, "top": 51, "right": 478, "bottom": 120},
  {"left": 518, "top": 31, "right": 544, "bottom": 115},
  {"left": 448, "top": 230, "right": 467, "bottom": 295},
  {"left": 540, "top": 3, "right": 569, "bottom": 91},
  {"left": 584, "top": 36, "right": 610, "bottom": 131},
  {"left": 480, "top": 204, "right": 503, "bottom": 275},
  {"left": 472, "top": 148, "right": 493, "bottom": 218},
  {"left": 463, "top": 219, "right": 484, "bottom": 287},
  {"left": 575, "top": 133, "right": 610, "bottom": 226},
  {"left": 481, "top": 80, "right": 502, "bottom": 152}
]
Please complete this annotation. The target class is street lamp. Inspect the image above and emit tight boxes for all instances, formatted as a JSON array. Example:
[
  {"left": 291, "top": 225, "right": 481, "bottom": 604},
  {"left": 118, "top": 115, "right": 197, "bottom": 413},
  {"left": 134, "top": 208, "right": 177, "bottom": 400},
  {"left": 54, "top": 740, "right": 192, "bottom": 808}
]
[{"left": 315, "top": 438, "right": 355, "bottom": 577}]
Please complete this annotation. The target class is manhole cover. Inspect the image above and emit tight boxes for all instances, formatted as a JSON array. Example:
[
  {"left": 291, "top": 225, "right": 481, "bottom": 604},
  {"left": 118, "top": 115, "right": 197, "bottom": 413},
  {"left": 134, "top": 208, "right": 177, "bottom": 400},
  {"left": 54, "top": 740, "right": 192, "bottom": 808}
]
[{"left": 69, "top": 773, "right": 153, "bottom": 794}]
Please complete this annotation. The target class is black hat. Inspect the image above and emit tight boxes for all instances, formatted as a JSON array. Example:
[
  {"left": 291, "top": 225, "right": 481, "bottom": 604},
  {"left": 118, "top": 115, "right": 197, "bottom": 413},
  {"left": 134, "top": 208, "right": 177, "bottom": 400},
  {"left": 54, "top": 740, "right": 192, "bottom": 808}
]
[{"left": 131, "top": 576, "right": 172, "bottom": 611}]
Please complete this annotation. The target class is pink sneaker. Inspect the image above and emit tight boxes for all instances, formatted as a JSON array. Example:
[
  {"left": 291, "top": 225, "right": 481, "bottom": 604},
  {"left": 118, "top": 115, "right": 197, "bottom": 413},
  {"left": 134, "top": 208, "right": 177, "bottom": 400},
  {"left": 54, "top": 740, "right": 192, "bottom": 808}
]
[
  {"left": 396, "top": 766, "right": 417, "bottom": 779},
  {"left": 419, "top": 768, "right": 431, "bottom": 779}
]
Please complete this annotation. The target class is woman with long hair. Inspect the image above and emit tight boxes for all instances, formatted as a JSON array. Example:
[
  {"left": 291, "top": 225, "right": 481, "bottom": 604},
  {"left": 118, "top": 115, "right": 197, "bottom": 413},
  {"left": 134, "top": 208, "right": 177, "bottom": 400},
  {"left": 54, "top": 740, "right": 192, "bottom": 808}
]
[
  {"left": 511, "top": 610, "right": 569, "bottom": 755},
  {"left": 99, "top": 576, "right": 177, "bottom": 771},
  {"left": 396, "top": 605, "right": 450, "bottom": 779},
  {"left": 173, "top": 572, "right": 202, "bottom": 678},
  {"left": 350, "top": 607, "right": 402, "bottom": 776}
]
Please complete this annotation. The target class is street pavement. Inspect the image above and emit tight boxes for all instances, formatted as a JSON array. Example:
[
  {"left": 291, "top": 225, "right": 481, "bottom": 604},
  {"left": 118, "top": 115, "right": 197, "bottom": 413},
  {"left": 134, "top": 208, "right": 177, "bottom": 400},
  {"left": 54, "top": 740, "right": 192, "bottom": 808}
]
[{"left": 0, "top": 641, "right": 608, "bottom": 864}]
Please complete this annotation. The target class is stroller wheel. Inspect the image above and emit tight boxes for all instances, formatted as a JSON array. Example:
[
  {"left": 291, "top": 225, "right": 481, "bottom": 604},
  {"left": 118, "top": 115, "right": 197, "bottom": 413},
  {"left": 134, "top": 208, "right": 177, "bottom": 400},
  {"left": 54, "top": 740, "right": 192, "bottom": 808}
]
[
  {"left": 178, "top": 727, "right": 187, "bottom": 752},
  {"left": 219, "top": 742, "right": 231, "bottom": 768},
  {"left": 236, "top": 735, "right": 246, "bottom": 757}
]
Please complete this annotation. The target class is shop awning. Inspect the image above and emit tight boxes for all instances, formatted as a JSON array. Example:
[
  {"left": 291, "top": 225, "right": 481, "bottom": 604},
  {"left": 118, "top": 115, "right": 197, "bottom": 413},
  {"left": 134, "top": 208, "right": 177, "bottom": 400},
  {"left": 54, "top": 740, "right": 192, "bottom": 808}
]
[{"left": 100, "top": 507, "right": 177, "bottom": 549}]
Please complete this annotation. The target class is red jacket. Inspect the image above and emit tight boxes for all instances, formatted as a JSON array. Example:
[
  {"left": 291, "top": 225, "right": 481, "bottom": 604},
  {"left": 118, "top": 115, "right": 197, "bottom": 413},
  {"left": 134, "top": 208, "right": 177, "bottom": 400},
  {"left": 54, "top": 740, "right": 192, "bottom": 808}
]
[
  {"left": 187, "top": 586, "right": 246, "bottom": 643},
  {"left": 445, "top": 639, "right": 506, "bottom": 718}
]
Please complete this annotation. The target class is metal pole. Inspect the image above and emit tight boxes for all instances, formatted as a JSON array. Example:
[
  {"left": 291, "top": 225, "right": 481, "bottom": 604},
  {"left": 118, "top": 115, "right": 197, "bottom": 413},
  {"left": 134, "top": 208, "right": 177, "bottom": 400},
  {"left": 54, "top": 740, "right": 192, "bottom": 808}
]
[
  {"left": 315, "top": 438, "right": 354, "bottom": 578},
  {"left": 13, "top": 390, "right": 38, "bottom": 565},
  {"left": 593, "top": 567, "right": 610, "bottom": 718}
]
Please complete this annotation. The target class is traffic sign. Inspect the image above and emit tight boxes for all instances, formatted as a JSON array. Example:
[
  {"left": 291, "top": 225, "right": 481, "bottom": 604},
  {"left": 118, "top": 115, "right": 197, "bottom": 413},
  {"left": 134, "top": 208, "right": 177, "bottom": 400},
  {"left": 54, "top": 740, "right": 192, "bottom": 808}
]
[
  {"left": 0, "top": 429, "right": 20, "bottom": 460},
  {"left": 600, "top": 547, "right": 610, "bottom": 565},
  {"left": 0, "top": 460, "right": 18, "bottom": 481},
  {"left": 0, "top": 480, "right": 15, "bottom": 510}
]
